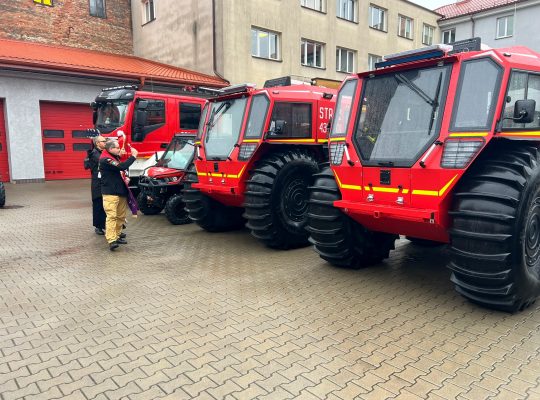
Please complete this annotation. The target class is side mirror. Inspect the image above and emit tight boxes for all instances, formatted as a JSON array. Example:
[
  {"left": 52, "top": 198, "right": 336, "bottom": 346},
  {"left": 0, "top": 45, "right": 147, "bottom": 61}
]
[
  {"left": 154, "top": 152, "right": 159, "bottom": 162},
  {"left": 137, "top": 100, "right": 149, "bottom": 110},
  {"left": 269, "top": 120, "right": 286, "bottom": 135},
  {"left": 90, "top": 101, "right": 97, "bottom": 110},
  {"left": 326, "top": 116, "right": 333, "bottom": 134},
  {"left": 135, "top": 110, "right": 148, "bottom": 126},
  {"left": 513, "top": 99, "right": 536, "bottom": 123}
]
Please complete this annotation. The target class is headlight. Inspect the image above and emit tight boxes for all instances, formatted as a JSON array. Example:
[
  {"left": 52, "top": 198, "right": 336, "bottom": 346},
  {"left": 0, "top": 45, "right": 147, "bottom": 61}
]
[
  {"left": 441, "top": 139, "right": 483, "bottom": 169},
  {"left": 330, "top": 142, "right": 345, "bottom": 165},
  {"left": 239, "top": 143, "right": 258, "bottom": 161}
]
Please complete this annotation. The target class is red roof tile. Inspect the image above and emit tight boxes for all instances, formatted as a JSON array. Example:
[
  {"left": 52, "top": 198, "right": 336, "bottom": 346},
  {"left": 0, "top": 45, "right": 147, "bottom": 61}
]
[
  {"left": 0, "top": 39, "right": 227, "bottom": 87},
  {"left": 436, "top": 0, "right": 519, "bottom": 20}
]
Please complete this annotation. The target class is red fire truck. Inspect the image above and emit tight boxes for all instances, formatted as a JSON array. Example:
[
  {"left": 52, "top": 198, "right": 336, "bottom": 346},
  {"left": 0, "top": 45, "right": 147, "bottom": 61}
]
[
  {"left": 308, "top": 38, "right": 540, "bottom": 312},
  {"left": 91, "top": 86, "right": 206, "bottom": 185},
  {"left": 184, "top": 79, "right": 336, "bottom": 249}
]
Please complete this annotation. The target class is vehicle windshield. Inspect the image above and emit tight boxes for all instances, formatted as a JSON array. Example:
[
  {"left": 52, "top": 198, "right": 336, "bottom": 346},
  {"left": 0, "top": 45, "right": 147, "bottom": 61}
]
[
  {"left": 204, "top": 97, "right": 248, "bottom": 159},
  {"left": 354, "top": 64, "right": 451, "bottom": 166},
  {"left": 157, "top": 137, "right": 195, "bottom": 170},
  {"left": 95, "top": 101, "right": 130, "bottom": 133}
]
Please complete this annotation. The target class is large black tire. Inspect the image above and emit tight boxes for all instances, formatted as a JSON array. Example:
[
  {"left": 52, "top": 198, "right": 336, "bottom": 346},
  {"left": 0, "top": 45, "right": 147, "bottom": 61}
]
[
  {"left": 243, "top": 150, "right": 319, "bottom": 249},
  {"left": 164, "top": 194, "right": 191, "bottom": 225},
  {"left": 449, "top": 142, "right": 540, "bottom": 312},
  {"left": 136, "top": 192, "right": 163, "bottom": 215},
  {"left": 307, "top": 166, "right": 397, "bottom": 268},
  {"left": 0, "top": 182, "right": 5, "bottom": 207},
  {"left": 183, "top": 164, "right": 244, "bottom": 232}
]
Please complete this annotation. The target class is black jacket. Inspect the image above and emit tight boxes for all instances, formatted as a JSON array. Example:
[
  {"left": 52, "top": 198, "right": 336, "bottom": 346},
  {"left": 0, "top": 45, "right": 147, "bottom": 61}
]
[
  {"left": 99, "top": 152, "right": 136, "bottom": 197},
  {"left": 88, "top": 148, "right": 103, "bottom": 200}
]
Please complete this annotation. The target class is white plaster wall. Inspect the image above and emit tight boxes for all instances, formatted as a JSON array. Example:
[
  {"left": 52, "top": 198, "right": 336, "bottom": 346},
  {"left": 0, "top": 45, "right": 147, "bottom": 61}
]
[{"left": 0, "top": 72, "right": 128, "bottom": 181}]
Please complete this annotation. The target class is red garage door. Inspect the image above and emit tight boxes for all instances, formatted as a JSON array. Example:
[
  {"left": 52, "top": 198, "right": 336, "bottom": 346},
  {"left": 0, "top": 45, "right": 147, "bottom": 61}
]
[
  {"left": 0, "top": 100, "right": 9, "bottom": 182},
  {"left": 40, "top": 101, "right": 94, "bottom": 180}
]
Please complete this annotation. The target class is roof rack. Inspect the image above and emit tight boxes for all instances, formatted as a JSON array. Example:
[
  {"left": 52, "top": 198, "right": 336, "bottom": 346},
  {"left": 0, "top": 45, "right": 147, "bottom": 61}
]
[{"left": 102, "top": 85, "right": 139, "bottom": 92}]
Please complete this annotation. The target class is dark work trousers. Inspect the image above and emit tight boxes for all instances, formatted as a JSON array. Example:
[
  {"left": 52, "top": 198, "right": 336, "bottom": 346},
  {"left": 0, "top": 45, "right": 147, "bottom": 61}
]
[{"left": 92, "top": 196, "right": 106, "bottom": 230}]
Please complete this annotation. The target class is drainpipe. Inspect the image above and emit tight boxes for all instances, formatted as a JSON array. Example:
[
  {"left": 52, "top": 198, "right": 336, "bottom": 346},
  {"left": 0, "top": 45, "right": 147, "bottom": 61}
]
[
  {"left": 471, "top": 15, "right": 475, "bottom": 37},
  {"left": 212, "top": 0, "right": 229, "bottom": 84}
]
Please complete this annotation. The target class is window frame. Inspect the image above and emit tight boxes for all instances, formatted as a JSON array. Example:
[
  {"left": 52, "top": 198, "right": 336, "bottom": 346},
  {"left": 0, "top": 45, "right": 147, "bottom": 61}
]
[
  {"left": 368, "top": 4, "right": 387, "bottom": 32},
  {"left": 244, "top": 94, "right": 271, "bottom": 139},
  {"left": 301, "top": 39, "right": 325, "bottom": 69},
  {"left": 500, "top": 69, "right": 540, "bottom": 132},
  {"left": 496, "top": 15, "right": 514, "bottom": 39},
  {"left": 336, "top": 47, "right": 355, "bottom": 74},
  {"left": 89, "top": 0, "right": 106, "bottom": 18},
  {"left": 398, "top": 14, "right": 414, "bottom": 40},
  {"left": 336, "top": 0, "right": 357, "bottom": 23},
  {"left": 269, "top": 102, "right": 313, "bottom": 139},
  {"left": 142, "top": 0, "right": 156, "bottom": 25},
  {"left": 251, "top": 27, "right": 280, "bottom": 61},
  {"left": 450, "top": 57, "right": 503, "bottom": 132},
  {"left": 442, "top": 28, "right": 456, "bottom": 44},
  {"left": 179, "top": 102, "right": 202, "bottom": 130},
  {"left": 300, "top": 0, "right": 325, "bottom": 13},
  {"left": 422, "top": 24, "right": 435, "bottom": 45},
  {"left": 367, "top": 54, "right": 382, "bottom": 71}
]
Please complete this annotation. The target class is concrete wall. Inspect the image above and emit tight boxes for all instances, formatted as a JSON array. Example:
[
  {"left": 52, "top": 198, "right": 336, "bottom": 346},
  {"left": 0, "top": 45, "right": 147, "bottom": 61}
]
[
  {"left": 132, "top": 0, "right": 215, "bottom": 76},
  {"left": 0, "top": 0, "right": 133, "bottom": 55},
  {"left": 221, "top": 0, "right": 441, "bottom": 86},
  {"left": 438, "top": 1, "right": 540, "bottom": 52},
  {"left": 0, "top": 71, "right": 128, "bottom": 181}
]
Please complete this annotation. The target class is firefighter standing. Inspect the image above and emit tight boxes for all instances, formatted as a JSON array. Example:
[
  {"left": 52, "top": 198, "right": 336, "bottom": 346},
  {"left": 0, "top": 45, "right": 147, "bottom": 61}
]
[
  {"left": 99, "top": 140, "right": 138, "bottom": 251},
  {"left": 87, "top": 136, "right": 107, "bottom": 235}
]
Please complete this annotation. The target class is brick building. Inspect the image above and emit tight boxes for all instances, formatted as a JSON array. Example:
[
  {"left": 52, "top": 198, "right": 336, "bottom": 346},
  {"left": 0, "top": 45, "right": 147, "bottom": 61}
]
[{"left": 0, "top": 0, "right": 133, "bottom": 55}]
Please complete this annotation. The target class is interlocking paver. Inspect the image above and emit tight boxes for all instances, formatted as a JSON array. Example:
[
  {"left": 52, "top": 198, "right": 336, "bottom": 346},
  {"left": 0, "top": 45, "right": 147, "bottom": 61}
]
[{"left": 0, "top": 181, "right": 539, "bottom": 400}]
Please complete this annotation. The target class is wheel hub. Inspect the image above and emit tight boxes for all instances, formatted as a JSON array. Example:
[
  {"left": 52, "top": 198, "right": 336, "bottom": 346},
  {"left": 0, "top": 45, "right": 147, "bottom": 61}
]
[{"left": 282, "top": 178, "right": 308, "bottom": 223}]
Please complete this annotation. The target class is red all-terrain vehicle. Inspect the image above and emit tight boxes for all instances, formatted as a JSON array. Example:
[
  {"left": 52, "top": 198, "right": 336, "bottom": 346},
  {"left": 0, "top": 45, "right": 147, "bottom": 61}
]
[
  {"left": 137, "top": 134, "right": 195, "bottom": 225},
  {"left": 307, "top": 38, "right": 540, "bottom": 312},
  {"left": 184, "top": 78, "right": 336, "bottom": 248}
]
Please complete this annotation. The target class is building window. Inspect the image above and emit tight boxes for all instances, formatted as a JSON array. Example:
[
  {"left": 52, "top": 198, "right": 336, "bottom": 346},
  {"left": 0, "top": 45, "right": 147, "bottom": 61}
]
[
  {"left": 336, "top": 47, "right": 355, "bottom": 73},
  {"left": 89, "top": 0, "right": 106, "bottom": 18},
  {"left": 337, "top": 0, "right": 357, "bottom": 22},
  {"left": 423, "top": 24, "right": 434, "bottom": 45},
  {"left": 442, "top": 29, "right": 455, "bottom": 44},
  {"left": 251, "top": 28, "right": 280, "bottom": 60},
  {"left": 142, "top": 0, "right": 155, "bottom": 24},
  {"left": 369, "top": 4, "right": 386, "bottom": 31},
  {"left": 368, "top": 54, "right": 382, "bottom": 70},
  {"left": 398, "top": 15, "right": 414, "bottom": 39},
  {"left": 301, "top": 39, "right": 325, "bottom": 68},
  {"left": 34, "top": 0, "right": 53, "bottom": 5},
  {"left": 496, "top": 15, "right": 514, "bottom": 39},
  {"left": 301, "top": 0, "right": 325, "bottom": 12}
]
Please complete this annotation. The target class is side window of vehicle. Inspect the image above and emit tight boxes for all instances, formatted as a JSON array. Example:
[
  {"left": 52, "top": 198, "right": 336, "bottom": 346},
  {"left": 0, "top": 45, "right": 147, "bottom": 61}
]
[
  {"left": 269, "top": 102, "right": 312, "bottom": 138},
  {"left": 179, "top": 103, "right": 202, "bottom": 130},
  {"left": 502, "top": 71, "right": 540, "bottom": 130},
  {"left": 132, "top": 99, "right": 165, "bottom": 142}
]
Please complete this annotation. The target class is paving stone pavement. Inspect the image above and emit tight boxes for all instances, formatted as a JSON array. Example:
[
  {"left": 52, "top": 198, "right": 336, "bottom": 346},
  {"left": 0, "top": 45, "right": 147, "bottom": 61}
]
[{"left": 0, "top": 180, "right": 539, "bottom": 400}]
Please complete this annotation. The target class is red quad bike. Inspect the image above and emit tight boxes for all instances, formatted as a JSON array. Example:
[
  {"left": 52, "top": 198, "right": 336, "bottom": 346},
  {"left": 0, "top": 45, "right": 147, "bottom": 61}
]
[
  {"left": 307, "top": 38, "right": 540, "bottom": 312},
  {"left": 184, "top": 78, "right": 336, "bottom": 249},
  {"left": 137, "top": 134, "right": 195, "bottom": 225}
]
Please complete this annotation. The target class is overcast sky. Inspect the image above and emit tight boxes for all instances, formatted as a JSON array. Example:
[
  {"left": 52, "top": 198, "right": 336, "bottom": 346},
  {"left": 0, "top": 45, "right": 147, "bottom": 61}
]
[{"left": 408, "top": 0, "right": 455, "bottom": 10}]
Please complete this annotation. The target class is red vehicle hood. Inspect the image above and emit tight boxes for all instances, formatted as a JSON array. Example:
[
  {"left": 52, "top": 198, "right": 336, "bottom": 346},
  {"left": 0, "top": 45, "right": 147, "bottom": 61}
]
[{"left": 147, "top": 167, "right": 184, "bottom": 180}]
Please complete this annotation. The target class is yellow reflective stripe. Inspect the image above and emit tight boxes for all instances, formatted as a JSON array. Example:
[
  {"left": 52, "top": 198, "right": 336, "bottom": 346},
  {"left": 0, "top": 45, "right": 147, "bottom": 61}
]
[
  {"left": 412, "top": 174, "right": 458, "bottom": 197},
  {"left": 267, "top": 139, "right": 316, "bottom": 143},
  {"left": 333, "top": 171, "right": 362, "bottom": 190},
  {"left": 329, "top": 137, "right": 346, "bottom": 142},
  {"left": 242, "top": 139, "right": 260, "bottom": 143},
  {"left": 196, "top": 165, "right": 246, "bottom": 179},
  {"left": 448, "top": 132, "right": 488, "bottom": 137},
  {"left": 319, "top": 139, "right": 328, "bottom": 143},
  {"left": 195, "top": 141, "right": 201, "bottom": 145}
]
